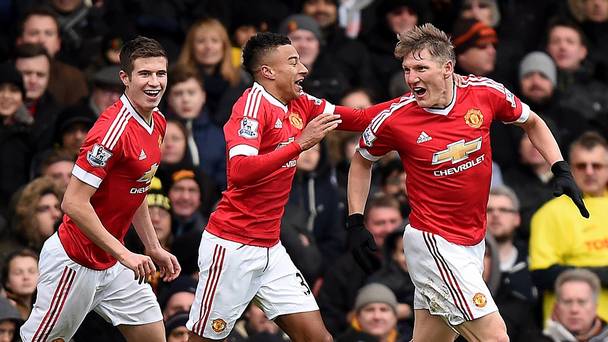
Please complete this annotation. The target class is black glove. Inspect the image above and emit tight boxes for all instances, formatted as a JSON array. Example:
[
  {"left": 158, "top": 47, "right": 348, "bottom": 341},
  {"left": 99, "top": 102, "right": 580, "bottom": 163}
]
[
  {"left": 552, "top": 161, "right": 589, "bottom": 218},
  {"left": 347, "top": 214, "right": 380, "bottom": 274}
]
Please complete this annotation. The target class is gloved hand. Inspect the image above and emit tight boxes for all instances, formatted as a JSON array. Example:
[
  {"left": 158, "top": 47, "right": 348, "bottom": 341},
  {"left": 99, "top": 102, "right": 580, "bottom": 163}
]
[
  {"left": 347, "top": 214, "right": 380, "bottom": 274},
  {"left": 552, "top": 161, "right": 589, "bottom": 218}
]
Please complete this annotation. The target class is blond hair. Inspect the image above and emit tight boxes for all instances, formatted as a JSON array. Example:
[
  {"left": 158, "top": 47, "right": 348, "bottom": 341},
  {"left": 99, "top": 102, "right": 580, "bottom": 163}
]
[
  {"left": 394, "top": 23, "right": 455, "bottom": 65},
  {"left": 178, "top": 18, "right": 241, "bottom": 86}
]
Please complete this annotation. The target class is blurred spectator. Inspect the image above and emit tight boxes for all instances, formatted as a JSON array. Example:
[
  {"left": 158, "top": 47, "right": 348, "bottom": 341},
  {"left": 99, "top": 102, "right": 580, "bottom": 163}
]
[
  {"left": 452, "top": 18, "right": 498, "bottom": 78},
  {"left": 167, "top": 168, "right": 206, "bottom": 238},
  {"left": 377, "top": 159, "right": 410, "bottom": 218},
  {"left": 542, "top": 269, "right": 608, "bottom": 341},
  {"left": 12, "top": 176, "right": 63, "bottom": 252},
  {"left": 301, "top": 0, "right": 379, "bottom": 95},
  {"left": 517, "top": 51, "right": 590, "bottom": 149},
  {"left": 177, "top": 18, "right": 250, "bottom": 126},
  {"left": 167, "top": 63, "right": 226, "bottom": 189},
  {"left": 16, "top": 7, "right": 88, "bottom": 106},
  {"left": 164, "top": 311, "right": 190, "bottom": 342},
  {"left": 1, "top": 249, "right": 39, "bottom": 320},
  {"left": 279, "top": 14, "right": 350, "bottom": 103},
  {"left": 337, "top": 283, "right": 405, "bottom": 342},
  {"left": 158, "top": 119, "right": 196, "bottom": 180},
  {"left": 38, "top": 150, "right": 74, "bottom": 191},
  {"left": 529, "top": 131, "right": 608, "bottom": 322},
  {"left": 228, "top": 303, "right": 289, "bottom": 342},
  {"left": 0, "top": 62, "right": 32, "bottom": 221},
  {"left": 503, "top": 132, "right": 555, "bottom": 241},
  {"left": 65, "top": 65, "right": 123, "bottom": 120},
  {"left": 459, "top": 0, "right": 500, "bottom": 27},
  {"left": 367, "top": 228, "right": 415, "bottom": 340},
  {"left": 545, "top": 18, "right": 608, "bottom": 135},
  {"left": 158, "top": 276, "right": 196, "bottom": 320},
  {"left": 568, "top": 0, "right": 608, "bottom": 83},
  {"left": 53, "top": 105, "right": 95, "bottom": 159},
  {"left": 360, "top": 0, "right": 431, "bottom": 100},
  {"left": 14, "top": 43, "right": 61, "bottom": 152},
  {"left": 319, "top": 194, "right": 403, "bottom": 335},
  {"left": 0, "top": 296, "right": 22, "bottom": 342},
  {"left": 486, "top": 185, "right": 541, "bottom": 341},
  {"left": 288, "top": 141, "right": 344, "bottom": 270},
  {"left": 46, "top": 0, "right": 108, "bottom": 69}
]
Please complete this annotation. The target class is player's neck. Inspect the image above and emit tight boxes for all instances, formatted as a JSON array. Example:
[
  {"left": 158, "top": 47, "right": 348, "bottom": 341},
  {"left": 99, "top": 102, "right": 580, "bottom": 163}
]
[
  {"left": 437, "top": 77, "right": 455, "bottom": 107},
  {"left": 258, "top": 81, "right": 289, "bottom": 105},
  {"left": 125, "top": 93, "right": 153, "bottom": 123}
]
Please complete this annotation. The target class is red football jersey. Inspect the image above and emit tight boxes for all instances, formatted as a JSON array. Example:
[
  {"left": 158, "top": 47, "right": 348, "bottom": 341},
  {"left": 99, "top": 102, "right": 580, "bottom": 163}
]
[
  {"left": 206, "top": 82, "right": 372, "bottom": 247},
  {"left": 58, "top": 95, "right": 166, "bottom": 270},
  {"left": 359, "top": 76, "right": 530, "bottom": 245}
]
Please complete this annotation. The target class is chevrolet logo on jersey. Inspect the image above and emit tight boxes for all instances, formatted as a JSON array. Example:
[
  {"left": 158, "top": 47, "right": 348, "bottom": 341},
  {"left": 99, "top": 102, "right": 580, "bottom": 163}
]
[
  {"left": 432, "top": 137, "right": 482, "bottom": 165},
  {"left": 137, "top": 163, "right": 159, "bottom": 183}
]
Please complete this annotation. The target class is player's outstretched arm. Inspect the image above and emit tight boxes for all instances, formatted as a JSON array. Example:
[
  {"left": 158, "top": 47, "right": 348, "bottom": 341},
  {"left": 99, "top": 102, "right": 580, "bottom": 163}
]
[
  {"left": 229, "top": 113, "right": 341, "bottom": 187},
  {"left": 62, "top": 176, "right": 157, "bottom": 283},
  {"left": 519, "top": 111, "right": 589, "bottom": 218},
  {"left": 132, "top": 200, "right": 181, "bottom": 282},
  {"left": 346, "top": 152, "right": 379, "bottom": 274}
]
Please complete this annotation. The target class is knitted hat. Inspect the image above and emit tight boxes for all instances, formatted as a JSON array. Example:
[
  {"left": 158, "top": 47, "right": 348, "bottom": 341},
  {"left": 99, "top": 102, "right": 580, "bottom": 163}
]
[
  {"left": 147, "top": 177, "right": 171, "bottom": 211},
  {"left": 158, "top": 276, "right": 197, "bottom": 311},
  {"left": 354, "top": 283, "right": 398, "bottom": 313},
  {"left": 0, "top": 296, "right": 22, "bottom": 324},
  {"left": 452, "top": 18, "right": 497, "bottom": 55},
  {"left": 0, "top": 62, "right": 26, "bottom": 98},
  {"left": 279, "top": 14, "right": 323, "bottom": 42},
  {"left": 519, "top": 51, "right": 557, "bottom": 87}
]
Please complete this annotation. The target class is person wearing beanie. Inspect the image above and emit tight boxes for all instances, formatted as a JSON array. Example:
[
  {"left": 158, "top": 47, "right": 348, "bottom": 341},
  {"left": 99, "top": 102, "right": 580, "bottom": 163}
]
[
  {"left": 0, "top": 62, "right": 33, "bottom": 220},
  {"left": 278, "top": 14, "right": 350, "bottom": 103},
  {"left": 159, "top": 276, "right": 197, "bottom": 320},
  {"left": 337, "top": 283, "right": 401, "bottom": 342},
  {"left": 0, "top": 296, "right": 23, "bottom": 342},
  {"left": 452, "top": 18, "right": 498, "bottom": 77}
]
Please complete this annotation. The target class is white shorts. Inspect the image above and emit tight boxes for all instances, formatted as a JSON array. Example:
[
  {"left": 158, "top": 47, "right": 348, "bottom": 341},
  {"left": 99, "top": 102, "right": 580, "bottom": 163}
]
[
  {"left": 403, "top": 224, "right": 497, "bottom": 326},
  {"left": 20, "top": 233, "right": 162, "bottom": 342},
  {"left": 187, "top": 230, "right": 318, "bottom": 339}
]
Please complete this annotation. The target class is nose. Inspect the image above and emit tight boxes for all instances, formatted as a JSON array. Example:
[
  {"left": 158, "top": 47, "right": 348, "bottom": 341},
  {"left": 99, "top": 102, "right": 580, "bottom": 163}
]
[
  {"left": 149, "top": 73, "right": 161, "bottom": 87},
  {"left": 406, "top": 70, "right": 418, "bottom": 85},
  {"left": 299, "top": 62, "right": 309, "bottom": 76}
]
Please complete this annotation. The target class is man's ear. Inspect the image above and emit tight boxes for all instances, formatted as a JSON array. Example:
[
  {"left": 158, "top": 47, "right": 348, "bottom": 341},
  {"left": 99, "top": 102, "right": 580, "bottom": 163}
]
[
  {"left": 444, "top": 60, "right": 454, "bottom": 79},
  {"left": 260, "top": 65, "right": 275, "bottom": 80},
  {"left": 119, "top": 70, "right": 130, "bottom": 87}
]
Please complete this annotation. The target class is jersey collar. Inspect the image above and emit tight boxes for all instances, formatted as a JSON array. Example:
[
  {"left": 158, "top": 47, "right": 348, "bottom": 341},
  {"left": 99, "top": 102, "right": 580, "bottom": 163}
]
[
  {"left": 253, "top": 82, "right": 288, "bottom": 113},
  {"left": 422, "top": 81, "right": 457, "bottom": 116},
  {"left": 121, "top": 94, "right": 155, "bottom": 134}
]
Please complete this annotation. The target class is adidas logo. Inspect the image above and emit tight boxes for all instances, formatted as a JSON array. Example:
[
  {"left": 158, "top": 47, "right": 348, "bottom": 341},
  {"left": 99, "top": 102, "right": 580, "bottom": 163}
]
[
  {"left": 139, "top": 149, "right": 147, "bottom": 160},
  {"left": 274, "top": 119, "right": 283, "bottom": 129},
  {"left": 416, "top": 131, "right": 432, "bottom": 144}
]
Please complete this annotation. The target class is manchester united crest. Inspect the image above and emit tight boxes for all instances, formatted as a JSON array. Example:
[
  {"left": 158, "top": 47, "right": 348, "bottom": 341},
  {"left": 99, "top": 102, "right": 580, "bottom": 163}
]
[
  {"left": 211, "top": 318, "right": 226, "bottom": 333},
  {"left": 464, "top": 108, "right": 483, "bottom": 128},
  {"left": 289, "top": 112, "right": 303, "bottom": 129},
  {"left": 473, "top": 293, "right": 487, "bottom": 308}
]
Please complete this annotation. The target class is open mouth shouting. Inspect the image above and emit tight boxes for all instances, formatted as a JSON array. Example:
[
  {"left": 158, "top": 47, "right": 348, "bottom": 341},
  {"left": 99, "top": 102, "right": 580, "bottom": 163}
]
[
  {"left": 413, "top": 86, "right": 427, "bottom": 98},
  {"left": 295, "top": 79, "right": 304, "bottom": 93}
]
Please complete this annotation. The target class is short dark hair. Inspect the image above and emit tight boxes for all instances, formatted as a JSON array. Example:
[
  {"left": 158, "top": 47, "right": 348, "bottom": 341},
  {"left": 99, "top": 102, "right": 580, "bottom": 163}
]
[
  {"left": 1, "top": 248, "right": 39, "bottom": 291},
  {"left": 14, "top": 43, "right": 51, "bottom": 62},
  {"left": 19, "top": 7, "right": 60, "bottom": 38},
  {"left": 119, "top": 36, "right": 167, "bottom": 77},
  {"left": 242, "top": 32, "right": 291, "bottom": 77},
  {"left": 569, "top": 131, "right": 608, "bottom": 155},
  {"left": 364, "top": 193, "right": 401, "bottom": 218},
  {"left": 168, "top": 63, "right": 204, "bottom": 93},
  {"left": 546, "top": 17, "right": 587, "bottom": 47}
]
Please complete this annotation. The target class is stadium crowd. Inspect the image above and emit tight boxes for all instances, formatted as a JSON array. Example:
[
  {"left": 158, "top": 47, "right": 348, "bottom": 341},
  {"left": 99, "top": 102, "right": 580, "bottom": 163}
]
[{"left": 1, "top": 0, "right": 608, "bottom": 341}]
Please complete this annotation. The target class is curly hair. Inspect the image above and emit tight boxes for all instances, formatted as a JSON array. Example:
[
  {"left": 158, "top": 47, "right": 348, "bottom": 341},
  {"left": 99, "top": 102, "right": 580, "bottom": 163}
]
[
  {"left": 14, "top": 177, "right": 63, "bottom": 250},
  {"left": 242, "top": 32, "right": 291, "bottom": 78}
]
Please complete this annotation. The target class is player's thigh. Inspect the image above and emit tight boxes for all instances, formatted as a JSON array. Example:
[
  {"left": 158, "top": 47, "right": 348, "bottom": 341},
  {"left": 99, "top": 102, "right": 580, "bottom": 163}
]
[
  {"left": 118, "top": 320, "right": 165, "bottom": 342},
  {"left": 274, "top": 311, "right": 332, "bottom": 342},
  {"left": 94, "top": 262, "right": 162, "bottom": 327},
  {"left": 187, "top": 231, "right": 266, "bottom": 340},
  {"left": 412, "top": 309, "right": 458, "bottom": 342},
  {"left": 404, "top": 225, "right": 496, "bottom": 326},
  {"left": 20, "top": 234, "right": 97, "bottom": 342},
  {"left": 454, "top": 311, "right": 509, "bottom": 342},
  {"left": 256, "top": 242, "right": 326, "bottom": 340}
]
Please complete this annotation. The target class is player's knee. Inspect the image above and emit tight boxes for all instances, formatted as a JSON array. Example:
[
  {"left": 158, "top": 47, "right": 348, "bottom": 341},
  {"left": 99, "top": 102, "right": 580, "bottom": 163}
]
[
  {"left": 318, "top": 332, "right": 333, "bottom": 342},
  {"left": 486, "top": 330, "right": 509, "bottom": 342}
]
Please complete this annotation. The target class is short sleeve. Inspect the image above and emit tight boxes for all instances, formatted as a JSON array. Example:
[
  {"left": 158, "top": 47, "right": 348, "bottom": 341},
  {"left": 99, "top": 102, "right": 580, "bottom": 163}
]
[
  {"left": 486, "top": 81, "right": 530, "bottom": 124},
  {"left": 225, "top": 94, "right": 267, "bottom": 159},
  {"left": 356, "top": 114, "right": 395, "bottom": 162},
  {"left": 73, "top": 116, "right": 124, "bottom": 188}
]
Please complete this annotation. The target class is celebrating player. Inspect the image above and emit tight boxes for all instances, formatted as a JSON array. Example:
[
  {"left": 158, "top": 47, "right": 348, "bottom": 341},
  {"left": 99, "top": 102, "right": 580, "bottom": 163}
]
[
  {"left": 345, "top": 24, "right": 589, "bottom": 342},
  {"left": 21, "top": 36, "right": 181, "bottom": 342},
  {"left": 186, "top": 32, "right": 373, "bottom": 342}
]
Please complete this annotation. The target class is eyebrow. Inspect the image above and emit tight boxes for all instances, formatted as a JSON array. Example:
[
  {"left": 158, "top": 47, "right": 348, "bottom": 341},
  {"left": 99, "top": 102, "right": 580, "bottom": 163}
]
[{"left": 288, "top": 56, "right": 298, "bottom": 63}]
